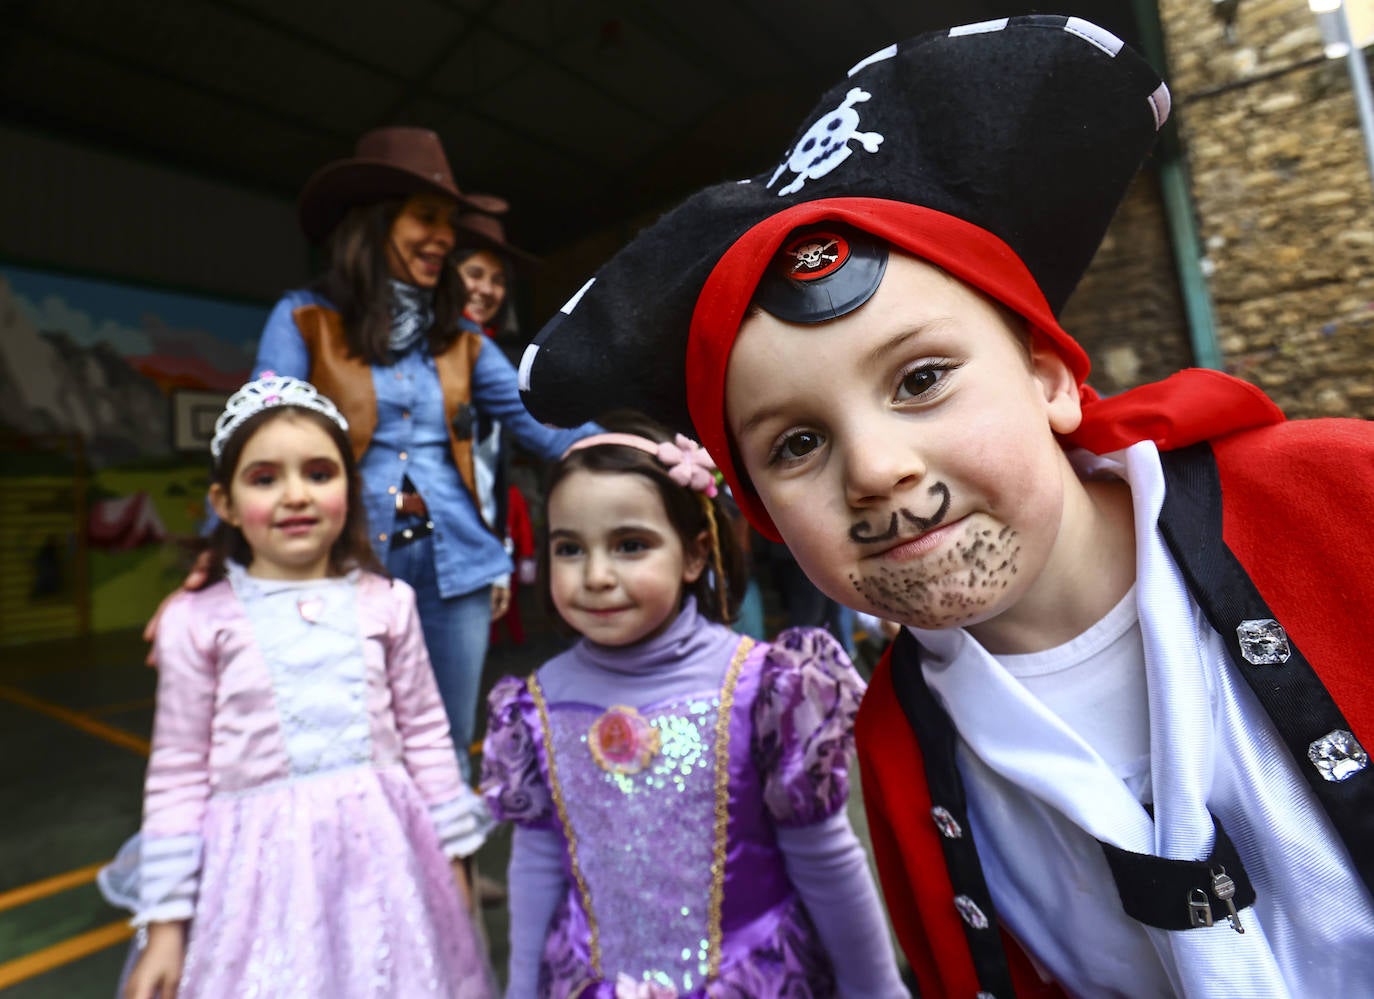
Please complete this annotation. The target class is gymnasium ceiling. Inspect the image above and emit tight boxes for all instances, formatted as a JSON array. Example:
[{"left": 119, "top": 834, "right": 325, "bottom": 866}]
[{"left": 2, "top": 0, "right": 1141, "bottom": 255}]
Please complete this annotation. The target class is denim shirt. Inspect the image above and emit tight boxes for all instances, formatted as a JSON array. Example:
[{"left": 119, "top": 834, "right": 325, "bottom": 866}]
[{"left": 254, "top": 289, "right": 596, "bottom": 598}]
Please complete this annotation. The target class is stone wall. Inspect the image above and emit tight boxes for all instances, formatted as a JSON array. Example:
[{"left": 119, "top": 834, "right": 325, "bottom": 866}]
[
  {"left": 1158, "top": 0, "right": 1374, "bottom": 417},
  {"left": 1060, "top": 170, "right": 1195, "bottom": 395}
]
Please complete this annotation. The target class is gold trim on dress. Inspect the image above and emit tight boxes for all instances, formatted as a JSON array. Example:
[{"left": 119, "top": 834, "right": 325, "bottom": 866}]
[
  {"left": 529, "top": 634, "right": 756, "bottom": 987},
  {"left": 527, "top": 673, "right": 602, "bottom": 973},
  {"left": 707, "top": 636, "right": 755, "bottom": 980}
]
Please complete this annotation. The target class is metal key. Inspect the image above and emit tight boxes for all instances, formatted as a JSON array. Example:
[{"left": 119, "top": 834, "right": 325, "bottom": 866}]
[{"left": 1210, "top": 866, "right": 1245, "bottom": 934}]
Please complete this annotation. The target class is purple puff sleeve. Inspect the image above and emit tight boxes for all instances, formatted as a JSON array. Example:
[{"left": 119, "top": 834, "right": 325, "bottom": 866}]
[
  {"left": 752, "top": 626, "right": 866, "bottom": 828},
  {"left": 479, "top": 675, "right": 556, "bottom": 829}
]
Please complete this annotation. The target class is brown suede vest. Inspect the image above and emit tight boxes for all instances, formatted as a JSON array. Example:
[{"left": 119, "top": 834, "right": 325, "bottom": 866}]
[{"left": 292, "top": 304, "right": 484, "bottom": 519}]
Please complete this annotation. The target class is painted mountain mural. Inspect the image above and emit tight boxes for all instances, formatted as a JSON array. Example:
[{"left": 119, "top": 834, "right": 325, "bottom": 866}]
[
  {"left": 0, "top": 267, "right": 265, "bottom": 465},
  {"left": 0, "top": 264, "right": 268, "bottom": 642}
]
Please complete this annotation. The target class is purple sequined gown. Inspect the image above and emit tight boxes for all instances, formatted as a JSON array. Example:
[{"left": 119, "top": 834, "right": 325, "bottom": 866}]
[{"left": 482, "top": 604, "right": 865, "bottom": 998}]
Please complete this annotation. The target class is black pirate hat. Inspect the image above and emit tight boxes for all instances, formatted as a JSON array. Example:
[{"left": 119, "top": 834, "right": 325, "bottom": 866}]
[{"left": 518, "top": 15, "right": 1172, "bottom": 529}]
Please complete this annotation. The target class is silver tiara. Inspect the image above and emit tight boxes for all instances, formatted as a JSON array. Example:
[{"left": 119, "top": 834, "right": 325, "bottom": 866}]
[{"left": 211, "top": 372, "right": 349, "bottom": 461}]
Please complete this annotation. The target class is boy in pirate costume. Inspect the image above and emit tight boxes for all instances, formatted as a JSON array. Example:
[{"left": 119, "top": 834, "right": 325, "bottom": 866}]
[{"left": 515, "top": 14, "right": 1374, "bottom": 999}]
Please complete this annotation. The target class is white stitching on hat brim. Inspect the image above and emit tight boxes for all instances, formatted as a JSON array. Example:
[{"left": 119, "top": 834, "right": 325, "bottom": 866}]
[
  {"left": 1148, "top": 82, "right": 1172, "bottom": 131},
  {"left": 518, "top": 344, "right": 538, "bottom": 394},
  {"left": 848, "top": 43, "right": 897, "bottom": 77},
  {"left": 949, "top": 18, "right": 1009, "bottom": 37},
  {"left": 560, "top": 276, "right": 596, "bottom": 315},
  {"left": 1065, "top": 17, "right": 1125, "bottom": 57}
]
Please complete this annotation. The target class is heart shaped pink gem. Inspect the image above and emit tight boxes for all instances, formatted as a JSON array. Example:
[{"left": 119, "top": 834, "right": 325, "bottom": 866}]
[{"left": 297, "top": 597, "right": 323, "bottom": 623}]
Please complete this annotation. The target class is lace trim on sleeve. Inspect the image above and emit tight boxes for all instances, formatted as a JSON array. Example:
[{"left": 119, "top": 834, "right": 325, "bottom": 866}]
[
  {"left": 98, "top": 832, "right": 203, "bottom": 927},
  {"left": 429, "top": 785, "right": 495, "bottom": 859}
]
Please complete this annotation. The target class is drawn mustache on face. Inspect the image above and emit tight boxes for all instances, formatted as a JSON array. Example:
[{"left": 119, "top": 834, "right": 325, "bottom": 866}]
[{"left": 850, "top": 482, "right": 952, "bottom": 544}]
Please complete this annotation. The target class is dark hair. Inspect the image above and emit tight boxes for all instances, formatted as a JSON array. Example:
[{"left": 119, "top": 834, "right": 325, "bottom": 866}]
[
  {"left": 310, "top": 199, "right": 467, "bottom": 365},
  {"left": 197, "top": 406, "right": 385, "bottom": 587},
  {"left": 542, "top": 411, "right": 746, "bottom": 628},
  {"left": 452, "top": 245, "right": 516, "bottom": 336}
]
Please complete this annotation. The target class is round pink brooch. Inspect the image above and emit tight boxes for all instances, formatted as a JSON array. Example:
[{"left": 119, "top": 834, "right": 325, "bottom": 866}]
[{"left": 588, "top": 705, "right": 660, "bottom": 775}]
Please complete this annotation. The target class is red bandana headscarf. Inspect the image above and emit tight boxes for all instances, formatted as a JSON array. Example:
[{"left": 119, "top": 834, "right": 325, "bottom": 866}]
[{"left": 685, "top": 198, "right": 1283, "bottom": 540}]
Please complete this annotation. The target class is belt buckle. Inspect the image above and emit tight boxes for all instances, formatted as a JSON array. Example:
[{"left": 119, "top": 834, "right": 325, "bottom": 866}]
[{"left": 390, "top": 519, "right": 435, "bottom": 550}]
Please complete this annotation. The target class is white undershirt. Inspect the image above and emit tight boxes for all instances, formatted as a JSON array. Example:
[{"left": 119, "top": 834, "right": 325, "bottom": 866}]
[
  {"left": 1001, "top": 585, "right": 1150, "bottom": 788},
  {"left": 910, "top": 442, "right": 1374, "bottom": 997}
]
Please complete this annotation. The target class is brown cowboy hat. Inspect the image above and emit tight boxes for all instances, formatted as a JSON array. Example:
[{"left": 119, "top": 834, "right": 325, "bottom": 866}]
[
  {"left": 454, "top": 203, "right": 538, "bottom": 266},
  {"left": 298, "top": 126, "right": 480, "bottom": 243}
]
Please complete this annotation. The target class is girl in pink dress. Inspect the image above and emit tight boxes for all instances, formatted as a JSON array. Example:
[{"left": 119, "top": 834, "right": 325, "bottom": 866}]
[{"left": 100, "top": 373, "right": 495, "bottom": 999}]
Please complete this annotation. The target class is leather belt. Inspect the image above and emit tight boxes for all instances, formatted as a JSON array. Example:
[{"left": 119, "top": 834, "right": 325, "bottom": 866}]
[
  {"left": 396, "top": 490, "right": 428, "bottom": 518},
  {"left": 390, "top": 518, "right": 435, "bottom": 550}
]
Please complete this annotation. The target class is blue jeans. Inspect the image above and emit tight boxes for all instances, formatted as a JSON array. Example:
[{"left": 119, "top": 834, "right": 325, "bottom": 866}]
[{"left": 386, "top": 532, "right": 492, "bottom": 783}]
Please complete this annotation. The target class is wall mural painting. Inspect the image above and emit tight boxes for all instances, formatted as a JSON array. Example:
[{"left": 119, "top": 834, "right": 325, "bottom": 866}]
[{"left": 0, "top": 264, "right": 267, "bottom": 643}]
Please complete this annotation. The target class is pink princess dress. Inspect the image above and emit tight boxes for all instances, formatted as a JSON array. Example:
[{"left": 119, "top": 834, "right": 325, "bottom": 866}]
[
  {"left": 100, "top": 563, "right": 494, "bottom": 998},
  {"left": 482, "top": 599, "right": 907, "bottom": 998}
]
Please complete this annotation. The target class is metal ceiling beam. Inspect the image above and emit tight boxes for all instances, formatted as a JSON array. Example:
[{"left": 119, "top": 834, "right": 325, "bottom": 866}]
[
  {"left": 19, "top": 0, "right": 607, "bottom": 178},
  {"left": 10, "top": 19, "right": 354, "bottom": 144},
  {"left": 201, "top": 0, "right": 619, "bottom": 164},
  {"left": 617, "top": 5, "right": 749, "bottom": 88},
  {"left": 203, "top": 0, "right": 421, "bottom": 85},
  {"left": 363, "top": 0, "right": 603, "bottom": 170},
  {"left": 373, "top": 0, "right": 497, "bottom": 123},
  {"left": 0, "top": 98, "right": 312, "bottom": 205},
  {"left": 733, "top": 0, "right": 812, "bottom": 67},
  {"left": 369, "top": 0, "right": 672, "bottom": 134}
]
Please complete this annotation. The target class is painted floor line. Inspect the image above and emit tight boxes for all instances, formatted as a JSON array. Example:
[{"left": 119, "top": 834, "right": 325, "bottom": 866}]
[
  {"left": 0, "top": 685, "right": 150, "bottom": 756},
  {"left": 0, "top": 862, "right": 105, "bottom": 915},
  {"left": 0, "top": 920, "right": 132, "bottom": 990}
]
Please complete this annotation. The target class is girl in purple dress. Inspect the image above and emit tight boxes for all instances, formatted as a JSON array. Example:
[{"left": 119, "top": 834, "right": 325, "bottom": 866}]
[
  {"left": 100, "top": 374, "right": 495, "bottom": 999},
  {"left": 480, "top": 413, "right": 906, "bottom": 998}
]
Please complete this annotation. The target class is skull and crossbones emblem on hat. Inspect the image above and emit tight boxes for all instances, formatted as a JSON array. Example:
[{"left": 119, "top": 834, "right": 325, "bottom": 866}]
[{"left": 769, "top": 87, "right": 886, "bottom": 196}]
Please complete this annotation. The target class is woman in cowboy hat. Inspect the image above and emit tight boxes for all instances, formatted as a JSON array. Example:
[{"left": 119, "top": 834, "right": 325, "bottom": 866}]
[{"left": 253, "top": 126, "right": 598, "bottom": 787}]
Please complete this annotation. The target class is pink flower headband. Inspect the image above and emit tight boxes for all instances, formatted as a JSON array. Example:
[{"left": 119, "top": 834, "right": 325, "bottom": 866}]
[{"left": 563, "top": 432, "right": 720, "bottom": 498}]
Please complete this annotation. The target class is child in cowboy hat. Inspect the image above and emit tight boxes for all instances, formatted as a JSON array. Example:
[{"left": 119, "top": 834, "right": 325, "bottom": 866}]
[{"left": 512, "top": 14, "right": 1374, "bottom": 999}]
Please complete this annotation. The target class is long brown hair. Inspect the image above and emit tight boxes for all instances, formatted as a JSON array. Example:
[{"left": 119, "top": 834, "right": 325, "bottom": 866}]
[
  {"left": 196, "top": 407, "right": 385, "bottom": 587},
  {"left": 543, "top": 411, "right": 746, "bottom": 627},
  {"left": 310, "top": 199, "right": 467, "bottom": 365}
]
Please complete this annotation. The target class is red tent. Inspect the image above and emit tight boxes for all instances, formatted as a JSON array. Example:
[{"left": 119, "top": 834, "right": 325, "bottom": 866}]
[{"left": 88, "top": 492, "right": 168, "bottom": 551}]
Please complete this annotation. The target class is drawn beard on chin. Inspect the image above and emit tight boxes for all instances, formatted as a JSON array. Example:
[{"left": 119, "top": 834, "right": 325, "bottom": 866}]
[{"left": 845, "top": 482, "right": 1024, "bottom": 629}]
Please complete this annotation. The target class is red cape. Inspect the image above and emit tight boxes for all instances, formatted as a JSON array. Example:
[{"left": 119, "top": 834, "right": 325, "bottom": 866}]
[{"left": 857, "top": 417, "right": 1374, "bottom": 997}]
